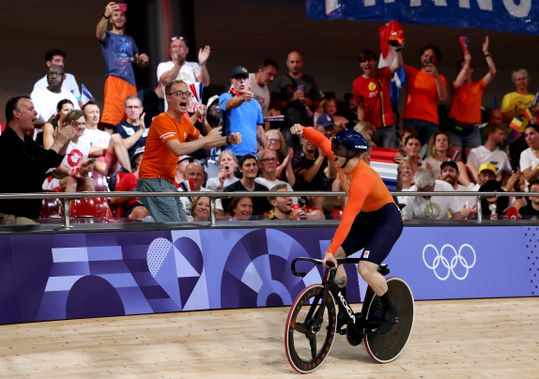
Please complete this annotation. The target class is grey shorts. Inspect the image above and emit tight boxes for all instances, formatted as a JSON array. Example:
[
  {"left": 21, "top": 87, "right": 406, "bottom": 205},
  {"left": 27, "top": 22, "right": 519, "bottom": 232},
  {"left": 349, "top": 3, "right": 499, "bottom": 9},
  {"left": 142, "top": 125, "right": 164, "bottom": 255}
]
[{"left": 137, "top": 178, "right": 186, "bottom": 223}]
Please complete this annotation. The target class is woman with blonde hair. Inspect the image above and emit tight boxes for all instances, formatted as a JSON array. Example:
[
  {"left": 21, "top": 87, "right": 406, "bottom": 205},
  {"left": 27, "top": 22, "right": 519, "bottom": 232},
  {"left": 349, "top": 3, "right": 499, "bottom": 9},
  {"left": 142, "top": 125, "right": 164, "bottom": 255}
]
[
  {"left": 266, "top": 128, "right": 295, "bottom": 185},
  {"left": 190, "top": 196, "right": 211, "bottom": 222}
]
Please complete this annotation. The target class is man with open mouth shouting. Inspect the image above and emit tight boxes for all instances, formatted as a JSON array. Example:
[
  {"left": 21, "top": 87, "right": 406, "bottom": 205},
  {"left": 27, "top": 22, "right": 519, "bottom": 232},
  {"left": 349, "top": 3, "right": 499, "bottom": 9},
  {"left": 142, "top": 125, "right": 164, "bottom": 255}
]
[{"left": 138, "top": 80, "right": 241, "bottom": 223}]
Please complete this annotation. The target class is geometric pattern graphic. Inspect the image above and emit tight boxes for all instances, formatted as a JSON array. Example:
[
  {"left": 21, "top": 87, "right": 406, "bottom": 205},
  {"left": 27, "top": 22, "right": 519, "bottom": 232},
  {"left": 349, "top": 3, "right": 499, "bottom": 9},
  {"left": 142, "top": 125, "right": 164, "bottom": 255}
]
[
  {"left": 524, "top": 226, "right": 539, "bottom": 295},
  {"left": 37, "top": 245, "right": 152, "bottom": 321},
  {"left": 220, "top": 229, "right": 322, "bottom": 308},
  {"left": 0, "top": 226, "right": 537, "bottom": 325}
]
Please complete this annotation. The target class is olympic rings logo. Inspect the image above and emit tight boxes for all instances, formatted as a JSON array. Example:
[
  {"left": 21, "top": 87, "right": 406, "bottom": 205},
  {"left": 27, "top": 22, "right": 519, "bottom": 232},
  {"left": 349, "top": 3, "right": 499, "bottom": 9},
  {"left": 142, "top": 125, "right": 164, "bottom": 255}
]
[{"left": 422, "top": 243, "right": 477, "bottom": 281}]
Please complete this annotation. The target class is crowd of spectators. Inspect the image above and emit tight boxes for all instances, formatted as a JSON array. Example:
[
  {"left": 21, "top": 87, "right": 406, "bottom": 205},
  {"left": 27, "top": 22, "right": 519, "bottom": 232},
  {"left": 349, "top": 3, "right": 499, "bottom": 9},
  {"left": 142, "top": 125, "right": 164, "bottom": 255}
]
[{"left": 1, "top": 2, "right": 539, "bottom": 225}]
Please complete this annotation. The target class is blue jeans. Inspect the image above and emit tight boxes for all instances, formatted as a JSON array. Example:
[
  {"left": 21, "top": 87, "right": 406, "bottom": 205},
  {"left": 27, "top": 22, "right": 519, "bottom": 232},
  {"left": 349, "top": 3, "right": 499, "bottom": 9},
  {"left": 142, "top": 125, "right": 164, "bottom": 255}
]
[{"left": 137, "top": 178, "right": 186, "bottom": 223}]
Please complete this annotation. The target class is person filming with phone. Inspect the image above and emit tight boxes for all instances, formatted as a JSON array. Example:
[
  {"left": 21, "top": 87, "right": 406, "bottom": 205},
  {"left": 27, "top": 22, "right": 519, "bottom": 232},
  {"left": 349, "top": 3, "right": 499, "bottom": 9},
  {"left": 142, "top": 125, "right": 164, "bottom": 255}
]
[
  {"left": 219, "top": 66, "right": 267, "bottom": 161},
  {"left": 402, "top": 44, "right": 448, "bottom": 146},
  {"left": 96, "top": 2, "right": 149, "bottom": 129}
]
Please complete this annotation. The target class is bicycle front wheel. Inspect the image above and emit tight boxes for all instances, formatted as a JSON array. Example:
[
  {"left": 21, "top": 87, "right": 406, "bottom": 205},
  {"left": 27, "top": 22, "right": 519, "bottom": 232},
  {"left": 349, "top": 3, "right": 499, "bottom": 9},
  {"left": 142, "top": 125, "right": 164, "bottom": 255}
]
[
  {"left": 364, "top": 277, "right": 415, "bottom": 363},
  {"left": 284, "top": 284, "right": 337, "bottom": 373}
]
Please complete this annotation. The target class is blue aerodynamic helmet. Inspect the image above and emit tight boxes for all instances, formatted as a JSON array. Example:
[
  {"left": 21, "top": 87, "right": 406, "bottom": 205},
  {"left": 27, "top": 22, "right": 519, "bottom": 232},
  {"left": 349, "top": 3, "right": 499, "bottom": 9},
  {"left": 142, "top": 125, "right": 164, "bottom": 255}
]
[{"left": 331, "top": 129, "right": 370, "bottom": 158}]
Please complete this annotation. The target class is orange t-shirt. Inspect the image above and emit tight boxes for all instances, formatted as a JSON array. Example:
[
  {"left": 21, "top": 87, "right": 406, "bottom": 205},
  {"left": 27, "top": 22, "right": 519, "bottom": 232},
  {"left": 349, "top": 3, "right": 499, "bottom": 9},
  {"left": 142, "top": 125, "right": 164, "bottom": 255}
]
[
  {"left": 139, "top": 112, "right": 200, "bottom": 183},
  {"left": 402, "top": 65, "right": 447, "bottom": 125},
  {"left": 449, "top": 80, "right": 486, "bottom": 124},
  {"left": 302, "top": 127, "right": 395, "bottom": 255}
]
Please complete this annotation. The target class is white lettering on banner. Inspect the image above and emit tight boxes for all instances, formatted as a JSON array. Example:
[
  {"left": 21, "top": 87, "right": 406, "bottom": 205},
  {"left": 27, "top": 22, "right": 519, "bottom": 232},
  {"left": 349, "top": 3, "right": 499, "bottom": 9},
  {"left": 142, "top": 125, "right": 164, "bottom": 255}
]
[
  {"left": 503, "top": 0, "right": 532, "bottom": 17},
  {"left": 364, "top": 0, "right": 395, "bottom": 6},
  {"left": 410, "top": 0, "right": 448, "bottom": 6},
  {"left": 458, "top": 0, "right": 493, "bottom": 11},
  {"left": 391, "top": 0, "right": 532, "bottom": 18}
]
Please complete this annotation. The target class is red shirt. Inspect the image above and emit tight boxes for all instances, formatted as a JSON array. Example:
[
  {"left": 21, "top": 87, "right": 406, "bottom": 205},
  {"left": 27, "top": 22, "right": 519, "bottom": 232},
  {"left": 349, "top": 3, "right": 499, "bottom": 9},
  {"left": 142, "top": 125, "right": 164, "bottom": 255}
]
[{"left": 353, "top": 67, "right": 396, "bottom": 128}]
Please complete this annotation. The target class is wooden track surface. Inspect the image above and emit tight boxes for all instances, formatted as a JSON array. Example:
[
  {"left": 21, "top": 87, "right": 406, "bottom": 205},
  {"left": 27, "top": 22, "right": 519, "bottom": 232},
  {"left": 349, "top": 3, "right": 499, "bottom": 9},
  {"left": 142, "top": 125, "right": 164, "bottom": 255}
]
[{"left": 1, "top": 298, "right": 538, "bottom": 378}]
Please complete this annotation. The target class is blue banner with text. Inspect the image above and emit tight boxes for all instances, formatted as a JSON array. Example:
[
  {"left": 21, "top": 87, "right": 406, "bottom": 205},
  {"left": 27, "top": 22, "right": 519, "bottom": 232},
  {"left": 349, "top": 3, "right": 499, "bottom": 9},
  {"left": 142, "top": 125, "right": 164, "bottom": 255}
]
[{"left": 307, "top": 0, "right": 538, "bottom": 35}]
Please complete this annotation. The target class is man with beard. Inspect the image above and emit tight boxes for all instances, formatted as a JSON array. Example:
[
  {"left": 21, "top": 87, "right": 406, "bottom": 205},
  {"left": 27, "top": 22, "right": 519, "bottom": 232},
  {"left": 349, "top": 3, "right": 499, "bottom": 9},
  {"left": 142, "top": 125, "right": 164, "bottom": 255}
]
[
  {"left": 31, "top": 65, "right": 80, "bottom": 126},
  {"left": 466, "top": 124, "right": 512, "bottom": 183},
  {"left": 220, "top": 66, "right": 266, "bottom": 160},
  {"left": 440, "top": 160, "right": 477, "bottom": 217},
  {"left": 96, "top": 2, "right": 149, "bottom": 128},
  {"left": 138, "top": 80, "right": 240, "bottom": 223}
]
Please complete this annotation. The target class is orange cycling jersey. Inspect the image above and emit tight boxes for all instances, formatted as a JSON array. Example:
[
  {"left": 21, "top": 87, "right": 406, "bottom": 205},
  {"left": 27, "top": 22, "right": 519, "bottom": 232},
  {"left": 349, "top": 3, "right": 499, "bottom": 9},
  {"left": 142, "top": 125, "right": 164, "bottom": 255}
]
[{"left": 302, "top": 127, "right": 395, "bottom": 255}]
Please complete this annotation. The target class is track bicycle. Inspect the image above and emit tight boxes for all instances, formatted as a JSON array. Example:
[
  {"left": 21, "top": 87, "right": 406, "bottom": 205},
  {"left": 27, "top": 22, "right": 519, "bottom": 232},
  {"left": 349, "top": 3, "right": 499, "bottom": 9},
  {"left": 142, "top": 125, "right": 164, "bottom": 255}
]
[{"left": 284, "top": 257, "right": 414, "bottom": 373}]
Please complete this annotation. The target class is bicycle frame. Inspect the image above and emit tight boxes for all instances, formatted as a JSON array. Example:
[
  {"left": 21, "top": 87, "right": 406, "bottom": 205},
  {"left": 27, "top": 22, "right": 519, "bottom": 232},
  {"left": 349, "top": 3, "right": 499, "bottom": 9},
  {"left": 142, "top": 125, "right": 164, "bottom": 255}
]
[{"left": 291, "top": 257, "right": 390, "bottom": 334}]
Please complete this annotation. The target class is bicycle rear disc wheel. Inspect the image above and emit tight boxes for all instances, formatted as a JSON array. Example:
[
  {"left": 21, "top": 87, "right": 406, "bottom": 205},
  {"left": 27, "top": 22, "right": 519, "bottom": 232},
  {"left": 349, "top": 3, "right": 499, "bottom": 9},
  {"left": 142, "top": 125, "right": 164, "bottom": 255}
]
[
  {"left": 364, "top": 277, "right": 415, "bottom": 363},
  {"left": 284, "top": 284, "right": 337, "bottom": 373}
]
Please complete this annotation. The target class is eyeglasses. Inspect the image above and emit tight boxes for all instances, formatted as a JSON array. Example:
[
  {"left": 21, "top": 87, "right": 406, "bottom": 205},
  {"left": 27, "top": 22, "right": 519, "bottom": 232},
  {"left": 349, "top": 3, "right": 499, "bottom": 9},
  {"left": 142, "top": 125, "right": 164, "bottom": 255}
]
[
  {"left": 168, "top": 90, "right": 192, "bottom": 98},
  {"left": 48, "top": 72, "right": 64, "bottom": 77},
  {"left": 259, "top": 157, "right": 277, "bottom": 162},
  {"left": 170, "top": 36, "right": 185, "bottom": 42}
]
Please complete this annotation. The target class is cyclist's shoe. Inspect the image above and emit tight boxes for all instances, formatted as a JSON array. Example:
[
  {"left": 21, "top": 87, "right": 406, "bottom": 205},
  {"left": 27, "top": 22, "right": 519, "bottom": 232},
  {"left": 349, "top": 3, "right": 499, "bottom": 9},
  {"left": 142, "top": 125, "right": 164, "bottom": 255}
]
[{"left": 376, "top": 308, "right": 399, "bottom": 335}]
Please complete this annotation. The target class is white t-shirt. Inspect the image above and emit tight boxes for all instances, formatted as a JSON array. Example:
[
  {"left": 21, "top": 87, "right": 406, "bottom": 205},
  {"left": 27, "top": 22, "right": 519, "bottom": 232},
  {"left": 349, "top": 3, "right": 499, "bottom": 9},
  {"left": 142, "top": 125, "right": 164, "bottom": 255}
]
[
  {"left": 519, "top": 148, "right": 539, "bottom": 172},
  {"left": 42, "top": 134, "right": 91, "bottom": 191},
  {"left": 454, "top": 183, "right": 478, "bottom": 210},
  {"left": 33, "top": 73, "right": 80, "bottom": 99},
  {"left": 206, "top": 176, "right": 239, "bottom": 191},
  {"left": 249, "top": 73, "right": 270, "bottom": 115},
  {"left": 30, "top": 87, "right": 80, "bottom": 124},
  {"left": 468, "top": 145, "right": 511, "bottom": 175},
  {"left": 84, "top": 128, "right": 111, "bottom": 149},
  {"left": 401, "top": 180, "right": 461, "bottom": 221},
  {"left": 157, "top": 60, "right": 201, "bottom": 110}
]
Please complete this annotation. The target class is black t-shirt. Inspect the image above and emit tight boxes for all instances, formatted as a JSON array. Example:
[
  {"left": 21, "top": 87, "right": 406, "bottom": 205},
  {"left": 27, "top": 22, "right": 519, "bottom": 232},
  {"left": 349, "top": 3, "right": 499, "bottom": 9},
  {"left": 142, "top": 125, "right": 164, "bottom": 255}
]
[
  {"left": 292, "top": 152, "right": 330, "bottom": 191},
  {"left": 0, "top": 127, "right": 64, "bottom": 218},
  {"left": 221, "top": 181, "right": 272, "bottom": 217},
  {"left": 519, "top": 203, "right": 539, "bottom": 220},
  {"left": 114, "top": 121, "right": 145, "bottom": 159}
]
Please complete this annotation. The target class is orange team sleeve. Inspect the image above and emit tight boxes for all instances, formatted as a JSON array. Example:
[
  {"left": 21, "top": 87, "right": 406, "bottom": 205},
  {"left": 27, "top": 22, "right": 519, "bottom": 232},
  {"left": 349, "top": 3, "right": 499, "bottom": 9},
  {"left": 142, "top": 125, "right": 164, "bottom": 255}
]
[
  {"left": 326, "top": 173, "right": 373, "bottom": 255},
  {"left": 302, "top": 127, "right": 335, "bottom": 161}
]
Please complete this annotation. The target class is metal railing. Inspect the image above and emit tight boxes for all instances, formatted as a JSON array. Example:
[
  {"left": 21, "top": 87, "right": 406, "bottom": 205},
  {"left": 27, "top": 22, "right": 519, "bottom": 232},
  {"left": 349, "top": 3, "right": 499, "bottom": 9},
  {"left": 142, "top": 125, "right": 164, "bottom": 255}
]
[{"left": 0, "top": 189, "right": 535, "bottom": 228}]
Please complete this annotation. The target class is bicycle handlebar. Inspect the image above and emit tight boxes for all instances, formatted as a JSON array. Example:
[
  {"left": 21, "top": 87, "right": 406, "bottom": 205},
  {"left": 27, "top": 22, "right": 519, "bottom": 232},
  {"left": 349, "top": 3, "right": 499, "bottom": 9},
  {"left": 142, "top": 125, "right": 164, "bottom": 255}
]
[{"left": 291, "top": 257, "right": 362, "bottom": 277}]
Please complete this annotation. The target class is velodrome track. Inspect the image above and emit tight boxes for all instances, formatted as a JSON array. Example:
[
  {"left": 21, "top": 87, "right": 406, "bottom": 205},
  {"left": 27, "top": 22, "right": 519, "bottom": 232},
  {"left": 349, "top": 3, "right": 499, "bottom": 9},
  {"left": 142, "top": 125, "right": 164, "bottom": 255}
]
[{"left": 1, "top": 298, "right": 538, "bottom": 378}]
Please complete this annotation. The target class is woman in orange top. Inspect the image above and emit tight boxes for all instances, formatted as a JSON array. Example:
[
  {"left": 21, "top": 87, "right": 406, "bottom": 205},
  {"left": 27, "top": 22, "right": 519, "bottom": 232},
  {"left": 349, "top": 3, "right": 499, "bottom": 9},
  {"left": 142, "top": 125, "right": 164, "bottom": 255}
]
[
  {"left": 291, "top": 124, "right": 403, "bottom": 334},
  {"left": 448, "top": 36, "right": 496, "bottom": 159}
]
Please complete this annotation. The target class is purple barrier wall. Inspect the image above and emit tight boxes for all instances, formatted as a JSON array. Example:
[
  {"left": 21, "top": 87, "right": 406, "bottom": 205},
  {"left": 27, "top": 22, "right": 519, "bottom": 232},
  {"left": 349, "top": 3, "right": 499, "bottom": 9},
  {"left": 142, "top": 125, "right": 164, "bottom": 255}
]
[{"left": 1, "top": 226, "right": 537, "bottom": 324}]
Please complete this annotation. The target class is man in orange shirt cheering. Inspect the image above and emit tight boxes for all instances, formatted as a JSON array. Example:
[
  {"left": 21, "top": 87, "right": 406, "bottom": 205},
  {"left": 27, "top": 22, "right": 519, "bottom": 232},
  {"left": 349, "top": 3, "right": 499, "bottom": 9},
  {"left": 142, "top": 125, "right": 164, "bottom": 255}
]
[{"left": 138, "top": 80, "right": 241, "bottom": 223}]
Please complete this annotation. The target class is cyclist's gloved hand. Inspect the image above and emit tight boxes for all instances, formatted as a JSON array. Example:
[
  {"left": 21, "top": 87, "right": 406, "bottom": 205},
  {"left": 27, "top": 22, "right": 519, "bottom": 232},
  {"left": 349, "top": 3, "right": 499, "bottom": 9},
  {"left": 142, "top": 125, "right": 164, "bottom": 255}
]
[{"left": 322, "top": 252, "right": 338, "bottom": 268}]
